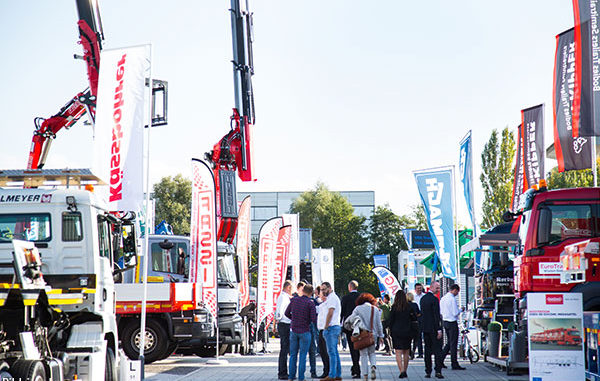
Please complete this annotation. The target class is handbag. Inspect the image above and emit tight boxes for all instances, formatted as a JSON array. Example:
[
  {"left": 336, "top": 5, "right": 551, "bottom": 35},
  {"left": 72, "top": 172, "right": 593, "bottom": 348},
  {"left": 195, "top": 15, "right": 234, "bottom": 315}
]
[{"left": 351, "top": 306, "right": 375, "bottom": 350}]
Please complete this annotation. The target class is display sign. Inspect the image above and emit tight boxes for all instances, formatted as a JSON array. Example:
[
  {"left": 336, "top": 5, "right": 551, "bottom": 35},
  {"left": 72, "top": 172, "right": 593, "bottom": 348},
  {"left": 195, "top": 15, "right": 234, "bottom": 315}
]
[
  {"left": 372, "top": 266, "right": 401, "bottom": 297},
  {"left": 410, "top": 230, "right": 435, "bottom": 249},
  {"left": 527, "top": 292, "right": 585, "bottom": 381}
]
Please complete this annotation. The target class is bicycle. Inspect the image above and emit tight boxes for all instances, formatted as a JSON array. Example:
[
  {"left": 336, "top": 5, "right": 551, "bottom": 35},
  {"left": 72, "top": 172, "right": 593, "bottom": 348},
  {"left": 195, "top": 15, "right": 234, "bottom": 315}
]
[{"left": 458, "top": 323, "right": 480, "bottom": 363}]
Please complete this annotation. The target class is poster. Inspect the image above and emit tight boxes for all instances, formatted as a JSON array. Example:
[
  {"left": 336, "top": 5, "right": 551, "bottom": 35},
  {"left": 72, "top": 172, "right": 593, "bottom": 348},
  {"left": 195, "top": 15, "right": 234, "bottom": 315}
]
[{"left": 528, "top": 292, "right": 585, "bottom": 381}]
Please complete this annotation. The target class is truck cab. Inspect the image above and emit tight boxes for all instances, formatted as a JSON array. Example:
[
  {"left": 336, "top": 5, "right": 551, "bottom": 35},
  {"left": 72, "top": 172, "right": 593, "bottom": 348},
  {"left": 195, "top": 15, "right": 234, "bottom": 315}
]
[{"left": 0, "top": 185, "right": 121, "bottom": 380}]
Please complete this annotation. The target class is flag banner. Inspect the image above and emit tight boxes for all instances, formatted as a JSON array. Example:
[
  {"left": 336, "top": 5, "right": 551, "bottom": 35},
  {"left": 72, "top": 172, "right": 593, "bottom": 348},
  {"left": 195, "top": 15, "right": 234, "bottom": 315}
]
[
  {"left": 573, "top": 0, "right": 600, "bottom": 137},
  {"left": 554, "top": 28, "right": 593, "bottom": 171},
  {"left": 511, "top": 125, "right": 526, "bottom": 211},
  {"left": 266, "top": 225, "right": 291, "bottom": 327},
  {"left": 237, "top": 196, "right": 251, "bottom": 308},
  {"left": 318, "top": 248, "right": 335, "bottom": 288},
  {"left": 414, "top": 167, "right": 458, "bottom": 280},
  {"left": 257, "top": 217, "right": 283, "bottom": 325},
  {"left": 282, "top": 214, "right": 300, "bottom": 283},
  {"left": 93, "top": 45, "right": 148, "bottom": 211},
  {"left": 459, "top": 131, "right": 476, "bottom": 233},
  {"left": 371, "top": 266, "right": 401, "bottom": 297},
  {"left": 522, "top": 105, "right": 545, "bottom": 188},
  {"left": 190, "top": 159, "right": 218, "bottom": 320}
]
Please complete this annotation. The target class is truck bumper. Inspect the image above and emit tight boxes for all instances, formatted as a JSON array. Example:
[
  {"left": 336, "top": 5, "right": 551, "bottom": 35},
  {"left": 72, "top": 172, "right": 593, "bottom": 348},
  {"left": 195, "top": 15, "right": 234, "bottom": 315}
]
[
  {"left": 216, "top": 314, "right": 243, "bottom": 345},
  {"left": 171, "top": 309, "right": 213, "bottom": 344}
]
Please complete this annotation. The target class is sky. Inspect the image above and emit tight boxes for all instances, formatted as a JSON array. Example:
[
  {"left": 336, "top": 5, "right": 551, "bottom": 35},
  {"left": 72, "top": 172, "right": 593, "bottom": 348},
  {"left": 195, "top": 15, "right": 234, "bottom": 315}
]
[{"left": 0, "top": 1, "right": 575, "bottom": 226}]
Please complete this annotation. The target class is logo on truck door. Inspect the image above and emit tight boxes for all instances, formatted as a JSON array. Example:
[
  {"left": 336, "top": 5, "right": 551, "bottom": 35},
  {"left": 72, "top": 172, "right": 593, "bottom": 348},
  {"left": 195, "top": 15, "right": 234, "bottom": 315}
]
[{"left": 0, "top": 194, "right": 52, "bottom": 203}]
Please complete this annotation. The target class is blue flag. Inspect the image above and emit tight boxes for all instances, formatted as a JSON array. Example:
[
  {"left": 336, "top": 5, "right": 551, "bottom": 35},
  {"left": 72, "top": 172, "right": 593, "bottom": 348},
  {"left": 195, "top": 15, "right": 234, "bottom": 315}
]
[
  {"left": 459, "top": 131, "right": 476, "bottom": 233},
  {"left": 414, "top": 168, "right": 458, "bottom": 280}
]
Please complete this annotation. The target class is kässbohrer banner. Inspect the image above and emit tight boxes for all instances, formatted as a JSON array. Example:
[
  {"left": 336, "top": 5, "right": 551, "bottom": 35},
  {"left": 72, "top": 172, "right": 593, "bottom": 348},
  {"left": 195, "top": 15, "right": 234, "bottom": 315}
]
[
  {"left": 521, "top": 105, "right": 545, "bottom": 188},
  {"left": 190, "top": 159, "right": 218, "bottom": 320},
  {"left": 257, "top": 217, "right": 283, "bottom": 326},
  {"left": 93, "top": 46, "right": 148, "bottom": 212},
  {"left": 511, "top": 125, "right": 526, "bottom": 212},
  {"left": 553, "top": 28, "right": 592, "bottom": 171},
  {"left": 236, "top": 196, "right": 252, "bottom": 308},
  {"left": 573, "top": 0, "right": 600, "bottom": 137}
]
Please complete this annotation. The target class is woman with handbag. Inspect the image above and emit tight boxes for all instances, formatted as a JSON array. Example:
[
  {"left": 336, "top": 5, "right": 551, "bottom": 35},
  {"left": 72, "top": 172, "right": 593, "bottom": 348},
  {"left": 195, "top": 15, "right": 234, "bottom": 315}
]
[
  {"left": 346, "top": 293, "right": 383, "bottom": 380},
  {"left": 389, "top": 289, "right": 418, "bottom": 379}
]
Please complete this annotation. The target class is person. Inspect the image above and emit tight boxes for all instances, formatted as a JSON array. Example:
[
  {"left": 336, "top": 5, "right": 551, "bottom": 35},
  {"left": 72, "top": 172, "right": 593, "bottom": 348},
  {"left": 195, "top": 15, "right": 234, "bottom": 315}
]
[
  {"left": 341, "top": 280, "right": 361, "bottom": 378},
  {"left": 308, "top": 290, "right": 320, "bottom": 378},
  {"left": 440, "top": 284, "right": 465, "bottom": 370},
  {"left": 275, "top": 281, "right": 293, "bottom": 380},
  {"left": 285, "top": 284, "right": 317, "bottom": 381},
  {"left": 420, "top": 281, "right": 444, "bottom": 379},
  {"left": 379, "top": 294, "right": 392, "bottom": 355},
  {"left": 319, "top": 281, "right": 342, "bottom": 381},
  {"left": 294, "top": 281, "right": 306, "bottom": 297},
  {"left": 316, "top": 287, "right": 330, "bottom": 379},
  {"left": 315, "top": 286, "right": 323, "bottom": 303},
  {"left": 389, "top": 289, "right": 418, "bottom": 379},
  {"left": 347, "top": 293, "right": 383, "bottom": 381},
  {"left": 412, "top": 283, "right": 425, "bottom": 358},
  {"left": 406, "top": 292, "right": 422, "bottom": 359}
]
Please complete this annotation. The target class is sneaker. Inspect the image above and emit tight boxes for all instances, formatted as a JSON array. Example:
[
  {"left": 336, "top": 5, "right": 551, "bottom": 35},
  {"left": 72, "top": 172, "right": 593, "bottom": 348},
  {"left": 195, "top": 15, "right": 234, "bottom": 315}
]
[
  {"left": 370, "top": 366, "right": 376, "bottom": 380},
  {"left": 424, "top": 374, "right": 431, "bottom": 379}
]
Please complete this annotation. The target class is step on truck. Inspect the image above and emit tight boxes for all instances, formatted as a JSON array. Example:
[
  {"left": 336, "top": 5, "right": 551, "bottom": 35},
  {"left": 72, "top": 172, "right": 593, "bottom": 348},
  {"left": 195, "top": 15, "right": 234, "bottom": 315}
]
[
  {"left": 116, "top": 235, "right": 242, "bottom": 361},
  {"left": 0, "top": 170, "right": 126, "bottom": 380}
]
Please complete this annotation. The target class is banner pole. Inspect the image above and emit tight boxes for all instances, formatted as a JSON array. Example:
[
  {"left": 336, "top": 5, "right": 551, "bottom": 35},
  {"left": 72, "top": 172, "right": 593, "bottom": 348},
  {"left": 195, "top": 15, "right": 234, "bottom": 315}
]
[
  {"left": 139, "top": 43, "right": 152, "bottom": 380},
  {"left": 593, "top": 136, "right": 598, "bottom": 187}
]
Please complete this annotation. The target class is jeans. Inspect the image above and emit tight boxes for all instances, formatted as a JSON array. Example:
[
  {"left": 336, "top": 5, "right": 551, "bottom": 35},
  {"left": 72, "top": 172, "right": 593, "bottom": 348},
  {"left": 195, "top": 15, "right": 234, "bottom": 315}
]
[
  {"left": 359, "top": 344, "right": 377, "bottom": 376},
  {"left": 442, "top": 321, "right": 459, "bottom": 366},
  {"left": 289, "top": 331, "right": 311, "bottom": 380},
  {"left": 278, "top": 322, "right": 290, "bottom": 377},
  {"left": 323, "top": 325, "right": 342, "bottom": 378},
  {"left": 309, "top": 323, "right": 318, "bottom": 375}
]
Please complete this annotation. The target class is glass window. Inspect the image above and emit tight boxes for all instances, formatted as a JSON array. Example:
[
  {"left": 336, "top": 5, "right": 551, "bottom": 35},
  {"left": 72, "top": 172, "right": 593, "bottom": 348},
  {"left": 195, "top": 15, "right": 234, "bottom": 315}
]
[
  {"left": 151, "top": 242, "right": 188, "bottom": 275},
  {"left": 0, "top": 214, "right": 51, "bottom": 243},
  {"left": 218, "top": 254, "right": 237, "bottom": 283},
  {"left": 547, "top": 204, "right": 594, "bottom": 245},
  {"left": 97, "top": 216, "right": 112, "bottom": 259},
  {"left": 62, "top": 212, "right": 83, "bottom": 242}
]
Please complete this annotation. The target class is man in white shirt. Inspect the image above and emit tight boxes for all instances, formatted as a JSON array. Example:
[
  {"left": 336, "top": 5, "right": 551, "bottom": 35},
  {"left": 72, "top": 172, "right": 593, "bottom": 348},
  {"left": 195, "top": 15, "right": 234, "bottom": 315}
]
[
  {"left": 320, "top": 282, "right": 342, "bottom": 381},
  {"left": 275, "top": 280, "right": 293, "bottom": 380},
  {"left": 413, "top": 283, "right": 425, "bottom": 306},
  {"left": 440, "top": 284, "right": 465, "bottom": 370}
]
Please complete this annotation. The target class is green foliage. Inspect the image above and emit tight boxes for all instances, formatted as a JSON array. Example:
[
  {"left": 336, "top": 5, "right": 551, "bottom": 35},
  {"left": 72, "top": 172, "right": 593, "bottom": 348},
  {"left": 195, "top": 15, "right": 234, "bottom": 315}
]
[
  {"left": 480, "top": 128, "right": 516, "bottom": 229},
  {"left": 487, "top": 321, "right": 503, "bottom": 332},
  {"left": 153, "top": 174, "right": 192, "bottom": 235},
  {"left": 250, "top": 236, "right": 259, "bottom": 287},
  {"left": 409, "top": 204, "right": 427, "bottom": 230},
  {"left": 547, "top": 158, "right": 600, "bottom": 189},
  {"left": 290, "top": 183, "right": 374, "bottom": 295},
  {"left": 369, "top": 204, "right": 410, "bottom": 279}
]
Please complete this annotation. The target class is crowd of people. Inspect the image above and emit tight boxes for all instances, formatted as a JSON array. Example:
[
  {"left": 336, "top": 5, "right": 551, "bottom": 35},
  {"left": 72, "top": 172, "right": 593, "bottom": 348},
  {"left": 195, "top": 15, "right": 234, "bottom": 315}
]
[{"left": 274, "top": 279, "right": 466, "bottom": 380}]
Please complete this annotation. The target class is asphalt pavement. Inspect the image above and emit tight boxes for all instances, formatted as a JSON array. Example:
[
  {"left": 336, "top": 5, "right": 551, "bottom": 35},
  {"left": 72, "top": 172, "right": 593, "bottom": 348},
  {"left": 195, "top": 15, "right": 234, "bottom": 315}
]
[{"left": 145, "top": 339, "right": 529, "bottom": 381}]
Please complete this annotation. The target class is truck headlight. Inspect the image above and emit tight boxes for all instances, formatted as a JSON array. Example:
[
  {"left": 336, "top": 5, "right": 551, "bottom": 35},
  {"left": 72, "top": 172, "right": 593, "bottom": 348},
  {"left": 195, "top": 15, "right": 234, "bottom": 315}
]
[
  {"left": 235, "top": 321, "right": 243, "bottom": 331},
  {"left": 194, "top": 313, "right": 208, "bottom": 323}
]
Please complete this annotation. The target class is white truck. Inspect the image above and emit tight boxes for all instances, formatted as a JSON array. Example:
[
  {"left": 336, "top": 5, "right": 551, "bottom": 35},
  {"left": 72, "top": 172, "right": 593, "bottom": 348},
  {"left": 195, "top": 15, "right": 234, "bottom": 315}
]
[{"left": 0, "top": 170, "right": 126, "bottom": 380}]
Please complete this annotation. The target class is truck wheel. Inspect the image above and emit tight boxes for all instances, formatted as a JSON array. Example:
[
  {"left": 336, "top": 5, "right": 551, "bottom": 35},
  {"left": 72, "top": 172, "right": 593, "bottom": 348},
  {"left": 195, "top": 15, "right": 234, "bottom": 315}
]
[
  {"left": 193, "top": 344, "right": 228, "bottom": 357},
  {"left": 10, "top": 360, "right": 46, "bottom": 381},
  {"left": 105, "top": 344, "right": 117, "bottom": 381},
  {"left": 121, "top": 319, "right": 169, "bottom": 364}
]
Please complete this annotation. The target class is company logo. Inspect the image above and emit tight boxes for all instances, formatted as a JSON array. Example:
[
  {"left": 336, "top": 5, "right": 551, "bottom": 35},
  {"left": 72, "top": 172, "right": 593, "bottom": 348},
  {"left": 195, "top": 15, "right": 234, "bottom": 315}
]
[
  {"left": 525, "top": 121, "right": 541, "bottom": 182},
  {"left": 539, "top": 262, "right": 563, "bottom": 274},
  {"left": 425, "top": 177, "right": 451, "bottom": 275},
  {"left": 546, "top": 294, "right": 564, "bottom": 305},
  {"left": 109, "top": 54, "right": 127, "bottom": 203},
  {"left": 0, "top": 194, "right": 51, "bottom": 203},
  {"left": 573, "top": 136, "right": 588, "bottom": 154},
  {"left": 41, "top": 194, "right": 52, "bottom": 203}
]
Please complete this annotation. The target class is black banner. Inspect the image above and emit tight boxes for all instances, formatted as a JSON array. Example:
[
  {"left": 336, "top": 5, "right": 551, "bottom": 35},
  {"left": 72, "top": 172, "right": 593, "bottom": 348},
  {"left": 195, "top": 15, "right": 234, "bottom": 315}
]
[
  {"left": 553, "top": 28, "right": 592, "bottom": 171},
  {"left": 511, "top": 125, "right": 525, "bottom": 212},
  {"left": 573, "top": 0, "right": 600, "bottom": 136},
  {"left": 522, "top": 105, "right": 545, "bottom": 188}
]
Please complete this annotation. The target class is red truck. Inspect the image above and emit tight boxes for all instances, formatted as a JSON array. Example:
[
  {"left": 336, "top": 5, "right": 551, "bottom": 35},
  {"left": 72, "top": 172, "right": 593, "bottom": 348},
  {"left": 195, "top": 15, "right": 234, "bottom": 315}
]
[{"left": 530, "top": 327, "right": 582, "bottom": 346}]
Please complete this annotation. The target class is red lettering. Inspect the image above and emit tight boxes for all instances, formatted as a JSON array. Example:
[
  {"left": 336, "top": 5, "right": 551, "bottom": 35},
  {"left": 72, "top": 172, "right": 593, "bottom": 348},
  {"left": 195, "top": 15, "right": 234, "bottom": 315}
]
[
  {"left": 200, "top": 231, "right": 212, "bottom": 247},
  {"left": 200, "top": 249, "right": 212, "bottom": 265},
  {"left": 109, "top": 182, "right": 122, "bottom": 202}
]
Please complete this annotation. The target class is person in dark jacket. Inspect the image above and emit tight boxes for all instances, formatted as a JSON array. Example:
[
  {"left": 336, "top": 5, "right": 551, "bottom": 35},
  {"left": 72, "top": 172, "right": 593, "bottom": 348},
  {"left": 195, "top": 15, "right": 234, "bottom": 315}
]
[
  {"left": 389, "top": 289, "right": 418, "bottom": 379},
  {"left": 420, "top": 281, "right": 444, "bottom": 379},
  {"left": 406, "top": 292, "right": 422, "bottom": 359},
  {"left": 341, "top": 280, "right": 361, "bottom": 378}
]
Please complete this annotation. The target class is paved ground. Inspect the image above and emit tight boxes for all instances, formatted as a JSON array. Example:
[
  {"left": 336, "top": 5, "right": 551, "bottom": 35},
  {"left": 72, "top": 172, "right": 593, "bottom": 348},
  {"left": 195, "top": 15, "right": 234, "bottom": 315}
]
[{"left": 145, "top": 339, "right": 529, "bottom": 381}]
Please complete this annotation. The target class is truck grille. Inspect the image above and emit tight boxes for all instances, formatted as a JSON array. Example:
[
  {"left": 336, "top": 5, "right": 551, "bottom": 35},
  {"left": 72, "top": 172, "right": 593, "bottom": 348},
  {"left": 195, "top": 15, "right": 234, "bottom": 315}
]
[{"left": 218, "top": 302, "right": 237, "bottom": 317}]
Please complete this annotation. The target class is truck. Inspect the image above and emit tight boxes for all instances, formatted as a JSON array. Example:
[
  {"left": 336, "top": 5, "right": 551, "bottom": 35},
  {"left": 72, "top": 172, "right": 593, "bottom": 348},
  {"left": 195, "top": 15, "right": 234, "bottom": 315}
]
[
  {"left": 0, "top": 170, "right": 126, "bottom": 380},
  {"left": 115, "top": 235, "right": 242, "bottom": 362},
  {"left": 530, "top": 327, "right": 582, "bottom": 346}
]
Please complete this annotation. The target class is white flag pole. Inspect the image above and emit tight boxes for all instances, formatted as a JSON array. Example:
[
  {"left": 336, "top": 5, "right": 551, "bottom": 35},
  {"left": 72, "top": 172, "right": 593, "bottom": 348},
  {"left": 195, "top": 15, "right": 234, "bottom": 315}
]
[
  {"left": 139, "top": 43, "right": 152, "bottom": 379},
  {"left": 593, "top": 137, "right": 597, "bottom": 187}
]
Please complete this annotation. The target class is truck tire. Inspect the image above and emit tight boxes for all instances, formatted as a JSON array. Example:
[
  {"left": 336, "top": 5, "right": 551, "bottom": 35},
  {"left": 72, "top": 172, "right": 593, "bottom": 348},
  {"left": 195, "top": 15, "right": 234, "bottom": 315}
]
[
  {"left": 10, "top": 360, "right": 46, "bottom": 381},
  {"left": 121, "top": 319, "right": 169, "bottom": 364},
  {"left": 193, "top": 344, "right": 228, "bottom": 357},
  {"left": 105, "top": 344, "right": 117, "bottom": 381},
  {"left": 158, "top": 341, "right": 178, "bottom": 361}
]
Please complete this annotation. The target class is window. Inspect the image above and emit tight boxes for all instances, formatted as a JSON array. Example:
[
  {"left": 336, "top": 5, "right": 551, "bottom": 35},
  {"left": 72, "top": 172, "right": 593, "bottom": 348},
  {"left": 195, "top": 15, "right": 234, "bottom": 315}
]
[
  {"left": 546, "top": 204, "right": 594, "bottom": 245},
  {"left": 218, "top": 254, "right": 237, "bottom": 283},
  {"left": 97, "top": 216, "right": 112, "bottom": 259},
  {"left": 0, "top": 214, "right": 51, "bottom": 243},
  {"left": 151, "top": 242, "right": 188, "bottom": 276},
  {"left": 62, "top": 212, "right": 83, "bottom": 241}
]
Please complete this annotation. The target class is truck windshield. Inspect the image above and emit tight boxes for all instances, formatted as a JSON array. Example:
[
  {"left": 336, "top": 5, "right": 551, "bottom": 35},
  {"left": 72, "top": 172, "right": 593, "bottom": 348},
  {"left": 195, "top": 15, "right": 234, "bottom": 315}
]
[
  {"left": 0, "top": 213, "right": 51, "bottom": 243},
  {"left": 544, "top": 204, "right": 596, "bottom": 245},
  {"left": 151, "top": 242, "right": 188, "bottom": 276},
  {"left": 218, "top": 254, "right": 237, "bottom": 284}
]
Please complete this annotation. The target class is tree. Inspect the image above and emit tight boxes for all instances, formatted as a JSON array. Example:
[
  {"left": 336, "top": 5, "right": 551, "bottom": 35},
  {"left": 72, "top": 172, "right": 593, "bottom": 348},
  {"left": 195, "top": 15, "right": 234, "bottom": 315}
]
[
  {"left": 153, "top": 174, "right": 192, "bottom": 235},
  {"left": 408, "top": 204, "right": 427, "bottom": 230},
  {"left": 480, "top": 128, "right": 516, "bottom": 229},
  {"left": 290, "top": 183, "right": 375, "bottom": 295},
  {"left": 547, "top": 158, "right": 600, "bottom": 189},
  {"left": 369, "top": 204, "right": 410, "bottom": 277}
]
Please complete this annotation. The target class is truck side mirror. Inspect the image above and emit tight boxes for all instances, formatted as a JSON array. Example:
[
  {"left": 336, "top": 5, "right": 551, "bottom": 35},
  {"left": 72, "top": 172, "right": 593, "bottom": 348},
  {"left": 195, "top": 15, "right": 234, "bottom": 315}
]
[
  {"left": 159, "top": 239, "right": 174, "bottom": 250},
  {"left": 537, "top": 207, "right": 552, "bottom": 246}
]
